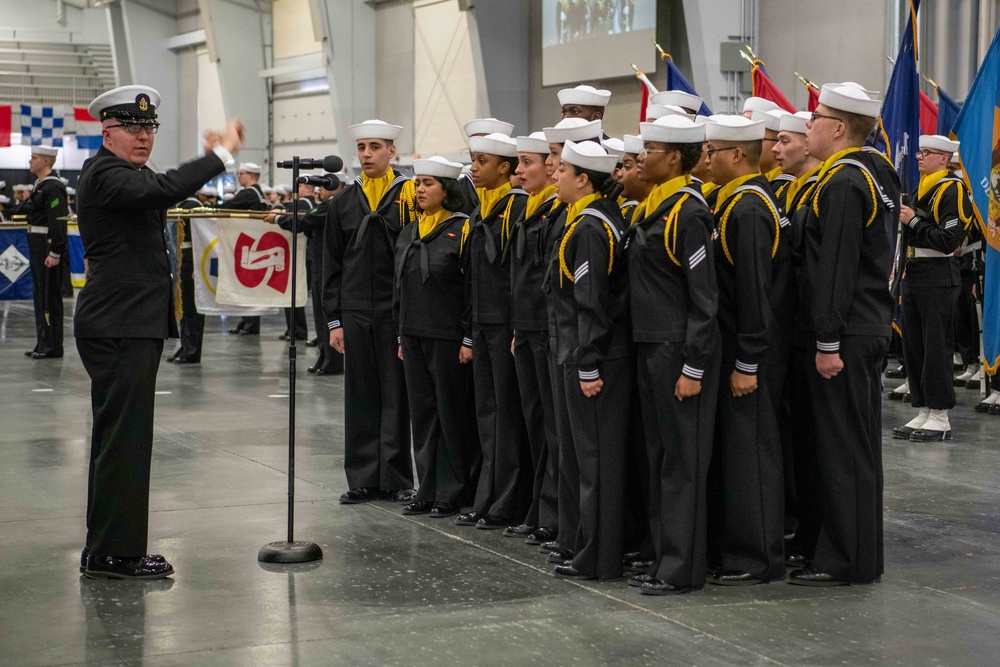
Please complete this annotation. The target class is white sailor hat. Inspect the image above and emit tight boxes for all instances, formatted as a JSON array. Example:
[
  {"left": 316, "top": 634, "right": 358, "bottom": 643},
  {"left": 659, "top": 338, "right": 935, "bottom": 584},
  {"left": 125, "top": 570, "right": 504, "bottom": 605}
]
[
  {"left": 706, "top": 115, "right": 766, "bottom": 142},
  {"left": 347, "top": 119, "right": 403, "bottom": 141},
  {"left": 919, "top": 134, "right": 960, "bottom": 154},
  {"left": 260, "top": 183, "right": 272, "bottom": 194},
  {"left": 543, "top": 118, "right": 603, "bottom": 144},
  {"left": 650, "top": 90, "right": 703, "bottom": 113},
  {"left": 601, "top": 137, "right": 625, "bottom": 162},
  {"left": 222, "top": 193, "right": 235, "bottom": 201},
  {"left": 13, "top": 184, "right": 25, "bottom": 192},
  {"left": 0, "top": 180, "right": 5, "bottom": 189},
  {"left": 336, "top": 173, "right": 353, "bottom": 184},
  {"left": 558, "top": 84, "right": 612, "bottom": 108},
  {"left": 89, "top": 85, "right": 160, "bottom": 122},
  {"left": 839, "top": 81, "right": 881, "bottom": 97},
  {"left": 463, "top": 118, "right": 515, "bottom": 138},
  {"left": 32, "top": 146, "right": 59, "bottom": 157},
  {"left": 742, "top": 97, "right": 781, "bottom": 114},
  {"left": 223, "top": 183, "right": 236, "bottom": 193},
  {"left": 469, "top": 133, "right": 518, "bottom": 158},
  {"left": 779, "top": 111, "right": 812, "bottom": 135},
  {"left": 0, "top": 195, "right": 9, "bottom": 204},
  {"left": 67, "top": 187, "right": 76, "bottom": 196},
  {"left": 198, "top": 186, "right": 216, "bottom": 196},
  {"left": 640, "top": 115, "right": 707, "bottom": 144},
  {"left": 818, "top": 83, "right": 882, "bottom": 118},
  {"left": 58, "top": 176, "right": 69, "bottom": 185},
  {"left": 238, "top": 162, "right": 261, "bottom": 174},
  {"left": 24, "top": 184, "right": 33, "bottom": 192},
  {"left": 751, "top": 109, "right": 788, "bottom": 132},
  {"left": 623, "top": 134, "right": 644, "bottom": 155},
  {"left": 516, "top": 131, "right": 550, "bottom": 155},
  {"left": 413, "top": 155, "right": 464, "bottom": 179},
  {"left": 561, "top": 140, "right": 619, "bottom": 174},
  {"left": 275, "top": 184, "right": 290, "bottom": 195},
  {"left": 645, "top": 104, "right": 693, "bottom": 121}
]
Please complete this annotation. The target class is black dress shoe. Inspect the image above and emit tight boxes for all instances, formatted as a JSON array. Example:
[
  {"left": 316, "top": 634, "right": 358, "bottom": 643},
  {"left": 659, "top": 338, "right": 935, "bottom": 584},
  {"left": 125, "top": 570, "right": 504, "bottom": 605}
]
[
  {"left": 80, "top": 547, "right": 166, "bottom": 573},
  {"left": 339, "top": 487, "right": 380, "bottom": 504},
  {"left": 278, "top": 333, "right": 290, "bottom": 341},
  {"left": 240, "top": 329, "right": 259, "bottom": 336},
  {"left": 503, "top": 523, "right": 536, "bottom": 538},
  {"left": 538, "top": 540, "right": 560, "bottom": 554},
  {"left": 31, "top": 351, "right": 62, "bottom": 359},
  {"left": 990, "top": 404, "right": 1000, "bottom": 416},
  {"left": 391, "top": 488, "right": 417, "bottom": 503},
  {"left": 173, "top": 357, "right": 199, "bottom": 365},
  {"left": 708, "top": 570, "right": 774, "bottom": 586},
  {"left": 885, "top": 367, "right": 906, "bottom": 379},
  {"left": 402, "top": 501, "right": 433, "bottom": 515},
  {"left": 24, "top": 350, "right": 36, "bottom": 357},
  {"left": 307, "top": 365, "right": 319, "bottom": 374},
  {"left": 526, "top": 527, "right": 557, "bottom": 545},
  {"left": 315, "top": 367, "right": 344, "bottom": 376},
  {"left": 640, "top": 579, "right": 700, "bottom": 596},
  {"left": 547, "top": 547, "right": 573, "bottom": 563},
  {"left": 554, "top": 564, "right": 595, "bottom": 580},
  {"left": 785, "top": 553, "right": 809, "bottom": 568},
  {"left": 788, "top": 566, "right": 851, "bottom": 587},
  {"left": 975, "top": 400, "right": 993, "bottom": 413},
  {"left": 891, "top": 425, "right": 919, "bottom": 439},
  {"left": 628, "top": 572, "right": 655, "bottom": 588},
  {"left": 429, "top": 503, "right": 459, "bottom": 518},
  {"left": 455, "top": 511, "right": 483, "bottom": 526},
  {"left": 624, "top": 557, "right": 655, "bottom": 573},
  {"left": 85, "top": 554, "right": 174, "bottom": 580},
  {"left": 476, "top": 515, "right": 511, "bottom": 530},
  {"left": 228, "top": 327, "right": 243, "bottom": 334},
  {"left": 306, "top": 338, "right": 318, "bottom": 347}
]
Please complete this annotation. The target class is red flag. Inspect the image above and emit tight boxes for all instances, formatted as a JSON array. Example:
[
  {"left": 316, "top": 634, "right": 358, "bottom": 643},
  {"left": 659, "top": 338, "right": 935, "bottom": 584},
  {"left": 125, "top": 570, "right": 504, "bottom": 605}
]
[
  {"left": 0, "top": 105, "right": 11, "bottom": 147},
  {"left": 751, "top": 61, "right": 797, "bottom": 113},
  {"left": 918, "top": 89, "right": 938, "bottom": 135},
  {"left": 635, "top": 71, "right": 657, "bottom": 126},
  {"left": 806, "top": 85, "right": 820, "bottom": 112}
]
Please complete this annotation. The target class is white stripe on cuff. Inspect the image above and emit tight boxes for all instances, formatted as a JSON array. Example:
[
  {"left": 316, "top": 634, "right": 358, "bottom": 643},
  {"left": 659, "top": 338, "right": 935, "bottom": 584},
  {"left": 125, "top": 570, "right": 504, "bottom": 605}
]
[
  {"left": 462, "top": 337, "right": 473, "bottom": 348},
  {"left": 328, "top": 320, "right": 341, "bottom": 330},
  {"left": 944, "top": 219, "right": 958, "bottom": 229},
  {"left": 734, "top": 360, "right": 758, "bottom": 374},
  {"left": 816, "top": 340, "right": 840, "bottom": 353},
  {"left": 688, "top": 245, "right": 706, "bottom": 270},
  {"left": 574, "top": 261, "right": 589, "bottom": 281},
  {"left": 48, "top": 252, "right": 61, "bottom": 259},
  {"left": 682, "top": 364, "right": 704, "bottom": 379},
  {"left": 579, "top": 368, "right": 600, "bottom": 381}
]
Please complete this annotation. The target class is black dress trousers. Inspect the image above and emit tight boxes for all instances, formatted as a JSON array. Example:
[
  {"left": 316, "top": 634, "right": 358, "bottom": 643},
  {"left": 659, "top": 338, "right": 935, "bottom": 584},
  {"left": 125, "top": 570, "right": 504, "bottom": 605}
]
[
  {"left": 177, "top": 246, "right": 205, "bottom": 361},
  {"left": 27, "top": 233, "right": 64, "bottom": 356},
  {"left": 902, "top": 283, "right": 959, "bottom": 409},
  {"left": 551, "top": 354, "right": 578, "bottom": 548},
  {"left": 514, "top": 330, "right": 558, "bottom": 528}
]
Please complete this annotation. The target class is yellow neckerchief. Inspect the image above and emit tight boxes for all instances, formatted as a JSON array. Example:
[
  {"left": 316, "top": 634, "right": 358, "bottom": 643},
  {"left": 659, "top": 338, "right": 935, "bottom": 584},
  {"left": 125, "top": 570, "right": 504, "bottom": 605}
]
[
  {"left": 917, "top": 169, "right": 948, "bottom": 202},
  {"left": 526, "top": 184, "right": 558, "bottom": 219},
  {"left": 361, "top": 168, "right": 395, "bottom": 212},
  {"left": 817, "top": 146, "right": 865, "bottom": 182},
  {"left": 617, "top": 194, "right": 628, "bottom": 207},
  {"left": 785, "top": 163, "right": 822, "bottom": 211},
  {"left": 565, "top": 192, "right": 601, "bottom": 226},
  {"left": 418, "top": 208, "right": 452, "bottom": 238},
  {"left": 639, "top": 174, "right": 692, "bottom": 221},
  {"left": 764, "top": 165, "right": 783, "bottom": 182},
  {"left": 630, "top": 196, "right": 649, "bottom": 225},
  {"left": 714, "top": 172, "right": 759, "bottom": 211},
  {"left": 477, "top": 182, "right": 512, "bottom": 220},
  {"left": 701, "top": 181, "right": 720, "bottom": 198}
]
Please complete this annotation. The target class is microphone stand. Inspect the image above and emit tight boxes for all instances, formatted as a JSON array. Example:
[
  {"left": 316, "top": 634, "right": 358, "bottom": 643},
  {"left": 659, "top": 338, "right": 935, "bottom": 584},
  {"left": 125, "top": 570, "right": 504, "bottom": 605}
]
[{"left": 259, "top": 154, "right": 323, "bottom": 564}]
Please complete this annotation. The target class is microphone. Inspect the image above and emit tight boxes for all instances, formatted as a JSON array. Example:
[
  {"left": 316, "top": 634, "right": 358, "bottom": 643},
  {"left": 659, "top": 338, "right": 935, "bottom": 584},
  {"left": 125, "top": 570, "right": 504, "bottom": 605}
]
[
  {"left": 276, "top": 155, "right": 344, "bottom": 171},
  {"left": 296, "top": 174, "right": 342, "bottom": 190}
]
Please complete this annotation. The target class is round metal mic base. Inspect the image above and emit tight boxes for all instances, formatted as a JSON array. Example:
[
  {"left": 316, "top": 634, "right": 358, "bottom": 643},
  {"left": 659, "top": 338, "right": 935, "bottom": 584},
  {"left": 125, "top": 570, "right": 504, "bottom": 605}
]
[{"left": 258, "top": 541, "right": 323, "bottom": 564}]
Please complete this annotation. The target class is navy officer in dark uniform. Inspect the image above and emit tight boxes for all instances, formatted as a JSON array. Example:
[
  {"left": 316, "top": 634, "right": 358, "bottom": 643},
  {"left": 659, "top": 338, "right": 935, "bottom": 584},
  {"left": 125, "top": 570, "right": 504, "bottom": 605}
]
[{"left": 75, "top": 85, "right": 244, "bottom": 579}]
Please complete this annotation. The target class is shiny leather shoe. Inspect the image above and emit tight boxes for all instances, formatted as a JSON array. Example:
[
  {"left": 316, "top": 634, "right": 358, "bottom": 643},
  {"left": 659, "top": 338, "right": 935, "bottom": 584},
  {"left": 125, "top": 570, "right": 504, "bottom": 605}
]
[
  {"left": 526, "top": 527, "right": 556, "bottom": 545},
  {"left": 538, "top": 540, "right": 560, "bottom": 554},
  {"left": 240, "top": 329, "right": 259, "bottom": 336},
  {"left": 885, "top": 366, "right": 906, "bottom": 379},
  {"left": 624, "top": 557, "right": 655, "bottom": 573},
  {"left": 547, "top": 547, "right": 574, "bottom": 563},
  {"left": 24, "top": 350, "right": 36, "bottom": 357},
  {"left": 278, "top": 333, "right": 290, "bottom": 341},
  {"left": 305, "top": 338, "right": 318, "bottom": 347},
  {"left": 307, "top": 365, "right": 319, "bottom": 374},
  {"left": 640, "top": 579, "right": 700, "bottom": 596},
  {"left": 991, "top": 404, "right": 1000, "bottom": 416},
  {"left": 708, "top": 570, "right": 774, "bottom": 586},
  {"left": 339, "top": 487, "right": 380, "bottom": 504},
  {"left": 455, "top": 511, "right": 483, "bottom": 526},
  {"left": 80, "top": 547, "right": 166, "bottom": 573},
  {"left": 402, "top": 501, "right": 433, "bottom": 515},
  {"left": 228, "top": 327, "right": 242, "bottom": 334},
  {"left": 391, "top": 488, "right": 417, "bottom": 503},
  {"left": 315, "top": 367, "right": 344, "bottom": 376},
  {"left": 503, "top": 523, "right": 536, "bottom": 538},
  {"left": 429, "top": 503, "right": 459, "bottom": 518},
  {"left": 786, "top": 553, "right": 809, "bottom": 568},
  {"left": 85, "top": 554, "right": 174, "bottom": 580},
  {"left": 628, "top": 572, "right": 655, "bottom": 588},
  {"left": 554, "top": 564, "right": 595, "bottom": 580},
  {"left": 476, "top": 514, "right": 511, "bottom": 530},
  {"left": 172, "top": 357, "right": 199, "bottom": 365},
  {"left": 788, "top": 566, "right": 851, "bottom": 587},
  {"left": 31, "top": 351, "right": 62, "bottom": 359}
]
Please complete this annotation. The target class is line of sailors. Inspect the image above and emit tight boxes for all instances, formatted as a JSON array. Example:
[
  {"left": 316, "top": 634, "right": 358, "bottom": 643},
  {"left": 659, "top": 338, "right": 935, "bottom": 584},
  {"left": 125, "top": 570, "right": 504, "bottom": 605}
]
[{"left": 323, "top": 79, "right": 969, "bottom": 594}]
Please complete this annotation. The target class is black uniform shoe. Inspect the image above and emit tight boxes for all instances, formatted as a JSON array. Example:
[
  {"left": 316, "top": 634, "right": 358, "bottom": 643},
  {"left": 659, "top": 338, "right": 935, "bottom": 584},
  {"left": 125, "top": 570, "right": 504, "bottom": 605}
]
[
  {"left": 538, "top": 540, "right": 560, "bottom": 554},
  {"left": 974, "top": 400, "right": 993, "bottom": 413},
  {"left": 526, "top": 527, "right": 556, "bottom": 545},
  {"left": 503, "top": 523, "right": 536, "bottom": 538},
  {"left": 391, "top": 488, "right": 417, "bottom": 503},
  {"left": 228, "top": 327, "right": 242, "bottom": 334},
  {"left": 306, "top": 338, "right": 318, "bottom": 347},
  {"left": 990, "top": 404, "right": 1000, "bottom": 416},
  {"left": 891, "top": 425, "right": 919, "bottom": 439},
  {"left": 708, "top": 570, "right": 775, "bottom": 586},
  {"left": 79, "top": 547, "right": 166, "bottom": 573},
  {"left": 885, "top": 366, "right": 906, "bottom": 379},
  {"left": 173, "top": 357, "right": 199, "bottom": 365},
  {"left": 628, "top": 573, "right": 655, "bottom": 588},
  {"left": 910, "top": 427, "right": 952, "bottom": 442},
  {"left": 554, "top": 565, "right": 595, "bottom": 580},
  {"left": 315, "top": 367, "right": 344, "bottom": 376},
  {"left": 547, "top": 548, "right": 574, "bottom": 563},
  {"left": 475, "top": 515, "right": 511, "bottom": 530},
  {"left": 307, "top": 365, "right": 319, "bottom": 374},
  {"left": 278, "top": 333, "right": 290, "bottom": 341},
  {"left": 85, "top": 554, "right": 174, "bottom": 580},
  {"left": 166, "top": 351, "right": 179, "bottom": 362},
  {"left": 402, "top": 501, "right": 433, "bottom": 515},
  {"left": 31, "top": 352, "right": 63, "bottom": 359},
  {"left": 640, "top": 579, "right": 700, "bottom": 596},
  {"left": 785, "top": 553, "right": 809, "bottom": 568},
  {"left": 787, "top": 566, "right": 851, "bottom": 587},
  {"left": 24, "top": 349, "right": 36, "bottom": 357},
  {"left": 624, "top": 557, "right": 655, "bottom": 573},
  {"left": 339, "top": 487, "right": 380, "bottom": 504},
  {"left": 429, "top": 503, "right": 459, "bottom": 518},
  {"left": 240, "top": 329, "right": 259, "bottom": 336},
  {"left": 455, "top": 511, "right": 483, "bottom": 526}
]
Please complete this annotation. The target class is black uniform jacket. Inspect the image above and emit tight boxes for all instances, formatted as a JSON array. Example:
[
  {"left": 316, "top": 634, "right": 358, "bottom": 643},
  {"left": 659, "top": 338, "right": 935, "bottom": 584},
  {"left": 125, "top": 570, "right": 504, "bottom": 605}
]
[
  {"left": 509, "top": 193, "right": 560, "bottom": 332},
  {"left": 903, "top": 173, "right": 972, "bottom": 288},
  {"left": 456, "top": 173, "right": 479, "bottom": 217},
  {"left": 465, "top": 187, "right": 527, "bottom": 325},
  {"left": 26, "top": 175, "right": 69, "bottom": 256},
  {"left": 627, "top": 186, "right": 718, "bottom": 380},
  {"left": 799, "top": 148, "right": 897, "bottom": 353},
  {"left": 548, "top": 196, "right": 628, "bottom": 380},
  {"left": 74, "top": 146, "right": 226, "bottom": 338},
  {"left": 228, "top": 183, "right": 268, "bottom": 211},
  {"left": 770, "top": 172, "right": 795, "bottom": 202},
  {"left": 322, "top": 173, "right": 415, "bottom": 328},
  {"left": 394, "top": 212, "right": 470, "bottom": 342},
  {"left": 713, "top": 174, "right": 791, "bottom": 373}
]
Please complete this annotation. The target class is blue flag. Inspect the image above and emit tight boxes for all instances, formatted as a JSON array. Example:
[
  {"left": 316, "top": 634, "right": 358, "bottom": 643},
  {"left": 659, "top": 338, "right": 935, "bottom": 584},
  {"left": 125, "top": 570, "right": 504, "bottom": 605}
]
[
  {"left": 937, "top": 86, "right": 962, "bottom": 137},
  {"left": 953, "top": 25, "right": 1000, "bottom": 377},
  {"left": 663, "top": 55, "right": 712, "bottom": 116},
  {"left": 876, "top": 0, "right": 921, "bottom": 195},
  {"left": 0, "top": 227, "right": 34, "bottom": 301}
]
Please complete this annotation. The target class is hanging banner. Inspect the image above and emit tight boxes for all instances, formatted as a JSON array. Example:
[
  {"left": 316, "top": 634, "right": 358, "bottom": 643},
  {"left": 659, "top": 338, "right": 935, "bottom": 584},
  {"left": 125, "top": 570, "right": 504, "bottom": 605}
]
[
  {"left": 213, "top": 218, "right": 307, "bottom": 308},
  {"left": 189, "top": 218, "right": 276, "bottom": 315},
  {"left": 0, "top": 225, "right": 32, "bottom": 300}
]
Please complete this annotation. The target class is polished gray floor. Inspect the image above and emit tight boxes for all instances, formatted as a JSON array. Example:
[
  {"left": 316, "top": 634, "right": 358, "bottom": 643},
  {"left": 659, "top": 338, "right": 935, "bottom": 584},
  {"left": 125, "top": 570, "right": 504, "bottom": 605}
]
[{"left": 2, "top": 299, "right": 999, "bottom": 666}]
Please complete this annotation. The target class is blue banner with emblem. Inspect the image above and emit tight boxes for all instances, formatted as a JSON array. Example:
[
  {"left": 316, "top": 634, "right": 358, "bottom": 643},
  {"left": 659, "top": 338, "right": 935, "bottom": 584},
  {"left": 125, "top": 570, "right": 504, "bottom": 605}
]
[
  {"left": 0, "top": 225, "right": 33, "bottom": 300},
  {"left": 876, "top": 0, "right": 921, "bottom": 196},
  {"left": 67, "top": 222, "right": 86, "bottom": 288}
]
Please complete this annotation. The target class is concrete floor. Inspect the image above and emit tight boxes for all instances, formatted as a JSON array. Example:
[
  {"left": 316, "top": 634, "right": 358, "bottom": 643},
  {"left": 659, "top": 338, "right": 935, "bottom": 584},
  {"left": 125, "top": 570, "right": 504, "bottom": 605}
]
[{"left": 2, "top": 299, "right": 999, "bottom": 666}]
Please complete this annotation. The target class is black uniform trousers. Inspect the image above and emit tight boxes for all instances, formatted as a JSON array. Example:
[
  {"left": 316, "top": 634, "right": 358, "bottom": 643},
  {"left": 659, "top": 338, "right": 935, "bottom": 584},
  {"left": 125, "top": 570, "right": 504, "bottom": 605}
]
[
  {"left": 805, "top": 335, "right": 887, "bottom": 583},
  {"left": 551, "top": 352, "right": 577, "bottom": 547},
  {"left": 711, "top": 359, "right": 786, "bottom": 581},
  {"left": 787, "top": 345, "right": 823, "bottom": 559},
  {"left": 564, "top": 358, "right": 630, "bottom": 580},
  {"left": 283, "top": 307, "right": 309, "bottom": 340},
  {"left": 637, "top": 342, "right": 720, "bottom": 587},
  {"left": 27, "top": 233, "right": 63, "bottom": 356},
  {"left": 955, "top": 268, "right": 980, "bottom": 366},
  {"left": 235, "top": 316, "right": 260, "bottom": 334},
  {"left": 76, "top": 337, "right": 164, "bottom": 557},
  {"left": 309, "top": 249, "right": 342, "bottom": 373},
  {"left": 402, "top": 335, "right": 467, "bottom": 506},
  {"left": 176, "top": 246, "right": 205, "bottom": 362},
  {"left": 902, "top": 282, "right": 959, "bottom": 409},
  {"left": 471, "top": 323, "right": 528, "bottom": 520},
  {"left": 342, "top": 310, "right": 412, "bottom": 491},
  {"left": 514, "top": 330, "right": 558, "bottom": 528}
]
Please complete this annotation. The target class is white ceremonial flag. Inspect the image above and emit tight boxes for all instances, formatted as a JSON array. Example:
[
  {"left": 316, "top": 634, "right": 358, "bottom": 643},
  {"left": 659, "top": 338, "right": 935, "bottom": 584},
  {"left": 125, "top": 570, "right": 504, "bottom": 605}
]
[
  {"left": 215, "top": 218, "right": 308, "bottom": 308},
  {"left": 190, "top": 218, "right": 275, "bottom": 315}
]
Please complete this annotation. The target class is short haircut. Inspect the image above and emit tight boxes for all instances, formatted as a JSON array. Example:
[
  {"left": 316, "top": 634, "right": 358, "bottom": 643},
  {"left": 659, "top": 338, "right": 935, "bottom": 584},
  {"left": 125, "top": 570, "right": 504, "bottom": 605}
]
[
  {"left": 732, "top": 140, "right": 762, "bottom": 167},
  {"left": 841, "top": 110, "right": 878, "bottom": 144}
]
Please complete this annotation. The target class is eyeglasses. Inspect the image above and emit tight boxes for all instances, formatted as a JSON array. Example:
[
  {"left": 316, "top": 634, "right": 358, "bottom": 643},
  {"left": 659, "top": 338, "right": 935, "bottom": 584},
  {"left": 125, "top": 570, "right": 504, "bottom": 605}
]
[
  {"left": 917, "top": 148, "right": 949, "bottom": 158},
  {"left": 809, "top": 112, "right": 843, "bottom": 124},
  {"left": 107, "top": 122, "right": 160, "bottom": 135},
  {"left": 638, "top": 147, "right": 674, "bottom": 158},
  {"left": 706, "top": 146, "right": 739, "bottom": 159}
]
